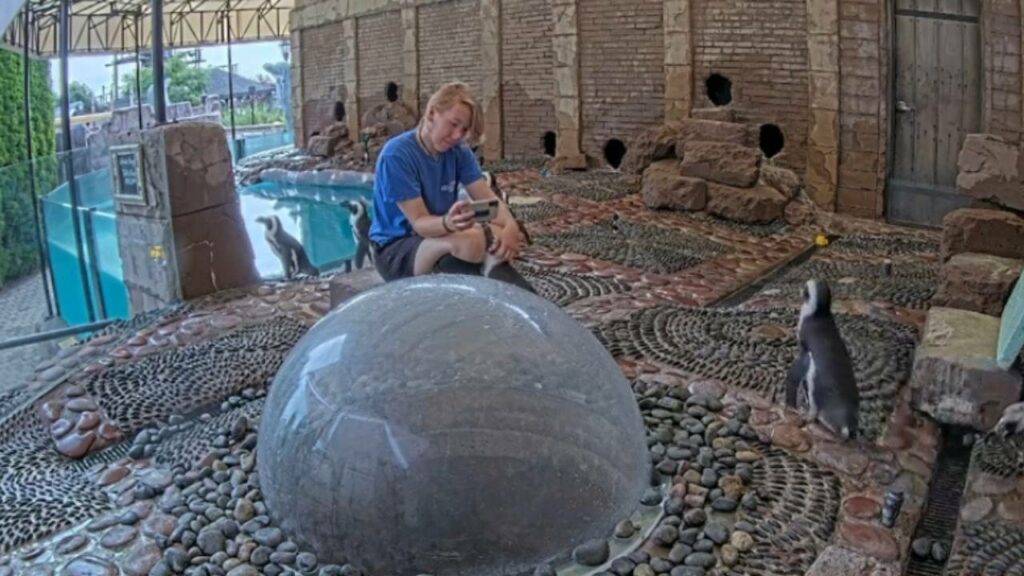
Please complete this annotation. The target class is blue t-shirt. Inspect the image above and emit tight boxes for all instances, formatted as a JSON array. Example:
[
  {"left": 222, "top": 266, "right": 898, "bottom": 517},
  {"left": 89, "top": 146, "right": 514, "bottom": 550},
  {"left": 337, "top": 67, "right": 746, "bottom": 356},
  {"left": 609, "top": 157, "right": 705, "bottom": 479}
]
[{"left": 369, "top": 129, "right": 484, "bottom": 245}]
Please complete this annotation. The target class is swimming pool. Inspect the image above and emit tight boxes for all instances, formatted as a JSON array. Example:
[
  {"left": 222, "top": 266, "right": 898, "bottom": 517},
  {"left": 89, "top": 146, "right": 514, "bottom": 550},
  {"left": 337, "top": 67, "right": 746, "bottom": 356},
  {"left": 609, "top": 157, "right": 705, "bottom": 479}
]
[{"left": 43, "top": 170, "right": 374, "bottom": 327}]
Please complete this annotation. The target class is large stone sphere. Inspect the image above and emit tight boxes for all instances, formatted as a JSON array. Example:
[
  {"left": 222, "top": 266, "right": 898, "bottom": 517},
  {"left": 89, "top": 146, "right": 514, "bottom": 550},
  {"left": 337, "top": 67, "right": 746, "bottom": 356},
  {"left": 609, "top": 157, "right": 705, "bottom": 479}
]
[{"left": 257, "top": 275, "right": 649, "bottom": 576}]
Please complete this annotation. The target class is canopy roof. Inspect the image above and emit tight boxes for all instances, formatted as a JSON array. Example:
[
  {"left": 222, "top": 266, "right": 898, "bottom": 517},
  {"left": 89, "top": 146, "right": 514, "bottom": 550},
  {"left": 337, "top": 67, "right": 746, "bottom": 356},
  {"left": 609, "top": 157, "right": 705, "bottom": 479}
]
[{"left": 2, "top": 0, "right": 291, "bottom": 57}]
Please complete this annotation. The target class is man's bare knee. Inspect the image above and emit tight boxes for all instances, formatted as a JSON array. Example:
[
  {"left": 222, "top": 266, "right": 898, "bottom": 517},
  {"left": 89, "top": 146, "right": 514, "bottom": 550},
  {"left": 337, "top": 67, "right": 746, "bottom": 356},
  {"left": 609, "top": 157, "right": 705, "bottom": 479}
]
[{"left": 449, "top": 227, "right": 487, "bottom": 264}]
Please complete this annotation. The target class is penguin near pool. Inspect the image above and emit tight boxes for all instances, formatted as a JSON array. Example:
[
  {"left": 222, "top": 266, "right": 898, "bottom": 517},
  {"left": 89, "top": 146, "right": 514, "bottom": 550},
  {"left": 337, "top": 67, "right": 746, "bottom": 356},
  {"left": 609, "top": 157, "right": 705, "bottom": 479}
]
[
  {"left": 255, "top": 215, "right": 320, "bottom": 280},
  {"left": 340, "top": 198, "right": 374, "bottom": 272},
  {"left": 785, "top": 278, "right": 860, "bottom": 441}
]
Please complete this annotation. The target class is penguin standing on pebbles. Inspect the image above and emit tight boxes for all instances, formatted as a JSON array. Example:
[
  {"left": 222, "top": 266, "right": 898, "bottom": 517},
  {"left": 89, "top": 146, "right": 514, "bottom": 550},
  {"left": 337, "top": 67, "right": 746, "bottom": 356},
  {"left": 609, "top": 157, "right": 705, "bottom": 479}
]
[
  {"left": 255, "top": 215, "right": 320, "bottom": 279},
  {"left": 785, "top": 278, "right": 860, "bottom": 440},
  {"left": 340, "top": 198, "right": 374, "bottom": 272}
]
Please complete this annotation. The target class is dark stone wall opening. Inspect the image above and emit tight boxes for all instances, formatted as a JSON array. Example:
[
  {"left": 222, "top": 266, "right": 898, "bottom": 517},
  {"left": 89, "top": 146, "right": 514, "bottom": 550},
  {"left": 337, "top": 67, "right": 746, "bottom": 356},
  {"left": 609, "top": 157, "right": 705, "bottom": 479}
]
[
  {"left": 604, "top": 139, "right": 627, "bottom": 169},
  {"left": 706, "top": 73, "right": 733, "bottom": 106},
  {"left": 759, "top": 124, "right": 785, "bottom": 158},
  {"left": 334, "top": 101, "right": 346, "bottom": 122},
  {"left": 543, "top": 131, "right": 557, "bottom": 156},
  {"left": 386, "top": 82, "right": 399, "bottom": 103}
]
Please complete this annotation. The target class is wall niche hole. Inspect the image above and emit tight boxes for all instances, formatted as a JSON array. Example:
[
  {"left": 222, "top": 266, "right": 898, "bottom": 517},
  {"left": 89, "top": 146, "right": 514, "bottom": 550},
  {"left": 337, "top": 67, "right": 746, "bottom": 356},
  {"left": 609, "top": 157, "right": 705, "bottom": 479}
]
[
  {"left": 333, "top": 101, "right": 346, "bottom": 122},
  {"left": 543, "top": 131, "right": 557, "bottom": 156},
  {"left": 705, "top": 74, "right": 733, "bottom": 107},
  {"left": 759, "top": 124, "right": 785, "bottom": 158},
  {"left": 604, "top": 138, "right": 627, "bottom": 169},
  {"left": 385, "top": 82, "right": 399, "bottom": 103}
]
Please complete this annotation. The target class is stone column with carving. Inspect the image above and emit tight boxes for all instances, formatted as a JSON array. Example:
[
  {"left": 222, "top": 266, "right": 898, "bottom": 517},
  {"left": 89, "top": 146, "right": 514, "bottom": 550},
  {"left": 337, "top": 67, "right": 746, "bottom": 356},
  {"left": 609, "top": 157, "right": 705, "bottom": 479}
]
[
  {"left": 343, "top": 18, "right": 360, "bottom": 139},
  {"left": 551, "top": 0, "right": 586, "bottom": 169},
  {"left": 664, "top": 0, "right": 693, "bottom": 122},
  {"left": 806, "top": 0, "right": 840, "bottom": 209},
  {"left": 481, "top": 0, "right": 503, "bottom": 162},
  {"left": 401, "top": 0, "right": 419, "bottom": 118}
]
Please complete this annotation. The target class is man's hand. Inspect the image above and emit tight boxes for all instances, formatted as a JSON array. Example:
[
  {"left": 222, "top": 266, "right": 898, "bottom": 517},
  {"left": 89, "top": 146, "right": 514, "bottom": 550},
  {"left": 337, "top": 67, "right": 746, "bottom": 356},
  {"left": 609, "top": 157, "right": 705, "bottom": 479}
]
[
  {"left": 445, "top": 200, "right": 475, "bottom": 232},
  {"left": 489, "top": 223, "right": 522, "bottom": 262}
]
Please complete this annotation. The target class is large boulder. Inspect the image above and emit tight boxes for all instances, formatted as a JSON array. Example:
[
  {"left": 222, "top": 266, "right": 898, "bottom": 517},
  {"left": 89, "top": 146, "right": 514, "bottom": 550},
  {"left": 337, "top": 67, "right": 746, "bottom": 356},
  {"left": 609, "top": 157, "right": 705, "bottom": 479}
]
[
  {"left": 933, "top": 253, "right": 1023, "bottom": 317},
  {"left": 910, "top": 307, "right": 1022, "bottom": 431},
  {"left": 621, "top": 123, "right": 682, "bottom": 175},
  {"left": 706, "top": 182, "right": 787, "bottom": 224},
  {"left": 676, "top": 119, "right": 749, "bottom": 150},
  {"left": 759, "top": 164, "right": 802, "bottom": 199},
  {"left": 690, "top": 107, "right": 736, "bottom": 123},
  {"left": 957, "top": 134, "right": 1024, "bottom": 213},
  {"left": 680, "top": 141, "right": 761, "bottom": 187},
  {"left": 361, "top": 101, "right": 418, "bottom": 134},
  {"left": 640, "top": 160, "right": 707, "bottom": 211},
  {"left": 942, "top": 208, "right": 1024, "bottom": 261}
]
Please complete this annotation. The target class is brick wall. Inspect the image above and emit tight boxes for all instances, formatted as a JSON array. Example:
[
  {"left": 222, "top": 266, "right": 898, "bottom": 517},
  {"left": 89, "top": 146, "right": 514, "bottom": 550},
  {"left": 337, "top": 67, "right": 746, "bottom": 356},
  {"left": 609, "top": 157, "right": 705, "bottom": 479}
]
[
  {"left": 984, "top": 0, "right": 1022, "bottom": 143},
  {"left": 501, "top": 0, "right": 555, "bottom": 158},
  {"left": 300, "top": 20, "right": 348, "bottom": 139},
  {"left": 578, "top": 0, "right": 665, "bottom": 163},
  {"left": 692, "top": 0, "right": 809, "bottom": 170},
  {"left": 357, "top": 11, "right": 403, "bottom": 117},
  {"left": 837, "top": 0, "right": 886, "bottom": 218},
  {"left": 418, "top": 0, "right": 483, "bottom": 111}
]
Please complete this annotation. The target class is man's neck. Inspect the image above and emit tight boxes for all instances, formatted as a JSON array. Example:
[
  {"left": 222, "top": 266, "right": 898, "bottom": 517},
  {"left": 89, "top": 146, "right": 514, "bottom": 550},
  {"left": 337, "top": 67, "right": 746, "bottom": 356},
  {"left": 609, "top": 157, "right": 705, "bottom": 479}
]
[{"left": 416, "top": 126, "right": 439, "bottom": 158}]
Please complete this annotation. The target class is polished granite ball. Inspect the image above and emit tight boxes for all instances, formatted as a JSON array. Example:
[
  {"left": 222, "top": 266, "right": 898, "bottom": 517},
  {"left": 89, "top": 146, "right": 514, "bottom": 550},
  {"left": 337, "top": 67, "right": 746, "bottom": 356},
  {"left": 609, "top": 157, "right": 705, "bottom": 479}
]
[{"left": 257, "top": 274, "right": 649, "bottom": 576}]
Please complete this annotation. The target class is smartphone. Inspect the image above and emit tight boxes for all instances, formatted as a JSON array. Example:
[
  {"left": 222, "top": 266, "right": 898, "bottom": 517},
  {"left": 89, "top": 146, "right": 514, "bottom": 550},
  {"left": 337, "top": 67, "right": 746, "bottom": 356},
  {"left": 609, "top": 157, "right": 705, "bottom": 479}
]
[{"left": 468, "top": 199, "right": 499, "bottom": 223}]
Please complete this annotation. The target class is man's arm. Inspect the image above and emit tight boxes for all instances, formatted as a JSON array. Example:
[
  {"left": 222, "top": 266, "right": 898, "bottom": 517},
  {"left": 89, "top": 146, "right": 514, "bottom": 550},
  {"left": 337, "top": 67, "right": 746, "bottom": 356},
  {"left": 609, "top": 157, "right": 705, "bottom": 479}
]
[
  {"left": 397, "top": 196, "right": 468, "bottom": 238},
  {"left": 463, "top": 177, "right": 515, "bottom": 228}
]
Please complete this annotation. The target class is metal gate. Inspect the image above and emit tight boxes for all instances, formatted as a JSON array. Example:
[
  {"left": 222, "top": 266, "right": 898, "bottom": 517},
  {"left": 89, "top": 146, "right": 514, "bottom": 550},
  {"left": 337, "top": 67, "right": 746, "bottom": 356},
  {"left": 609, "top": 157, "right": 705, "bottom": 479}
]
[{"left": 887, "top": 0, "right": 981, "bottom": 227}]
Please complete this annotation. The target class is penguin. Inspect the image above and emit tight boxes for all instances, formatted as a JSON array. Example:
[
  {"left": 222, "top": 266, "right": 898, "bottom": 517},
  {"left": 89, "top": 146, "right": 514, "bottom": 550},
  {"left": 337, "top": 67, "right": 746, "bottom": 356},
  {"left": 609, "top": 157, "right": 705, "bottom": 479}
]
[
  {"left": 340, "top": 198, "right": 374, "bottom": 272},
  {"left": 994, "top": 402, "right": 1024, "bottom": 437},
  {"left": 255, "top": 215, "right": 320, "bottom": 280},
  {"left": 785, "top": 278, "right": 860, "bottom": 440}
]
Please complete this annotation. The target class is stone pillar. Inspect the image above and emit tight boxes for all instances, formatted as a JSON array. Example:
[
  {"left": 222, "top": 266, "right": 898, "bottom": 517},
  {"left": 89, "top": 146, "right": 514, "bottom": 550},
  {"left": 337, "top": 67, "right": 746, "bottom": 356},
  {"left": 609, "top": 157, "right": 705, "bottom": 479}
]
[
  {"left": 551, "top": 0, "right": 586, "bottom": 169},
  {"left": 806, "top": 0, "right": 840, "bottom": 209},
  {"left": 116, "top": 122, "right": 259, "bottom": 314},
  {"left": 664, "top": 0, "right": 693, "bottom": 122},
  {"left": 343, "top": 18, "right": 360, "bottom": 139},
  {"left": 481, "top": 0, "right": 503, "bottom": 162},
  {"left": 291, "top": 30, "right": 304, "bottom": 148},
  {"left": 401, "top": 0, "right": 419, "bottom": 117}
]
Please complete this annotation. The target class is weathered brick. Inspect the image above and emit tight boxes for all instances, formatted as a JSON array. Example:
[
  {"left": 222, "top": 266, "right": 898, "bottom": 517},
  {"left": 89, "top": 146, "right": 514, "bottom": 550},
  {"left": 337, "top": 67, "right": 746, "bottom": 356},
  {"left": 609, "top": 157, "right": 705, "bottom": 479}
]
[{"left": 357, "top": 11, "right": 403, "bottom": 116}]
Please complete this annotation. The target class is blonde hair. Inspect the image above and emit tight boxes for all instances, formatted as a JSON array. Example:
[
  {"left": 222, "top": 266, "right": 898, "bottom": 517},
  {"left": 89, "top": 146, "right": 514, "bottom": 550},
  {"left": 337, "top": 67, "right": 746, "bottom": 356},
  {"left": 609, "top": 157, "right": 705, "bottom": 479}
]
[{"left": 421, "top": 82, "right": 483, "bottom": 146}]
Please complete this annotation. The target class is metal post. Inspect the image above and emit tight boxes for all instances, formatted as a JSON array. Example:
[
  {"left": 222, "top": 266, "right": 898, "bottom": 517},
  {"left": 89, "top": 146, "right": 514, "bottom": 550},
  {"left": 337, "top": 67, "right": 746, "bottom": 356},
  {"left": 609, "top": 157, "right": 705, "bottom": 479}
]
[
  {"left": 152, "top": 0, "right": 166, "bottom": 123},
  {"left": 82, "top": 208, "right": 107, "bottom": 320},
  {"left": 23, "top": 8, "right": 56, "bottom": 319},
  {"left": 226, "top": 8, "right": 237, "bottom": 144},
  {"left": 60, "top": 0, "right": 97, "bottom": 324},
  {"left": 112, "top": 54, "right": 119, "bottom": 110},
  {"left": 134, "top": 12, "right": 143, "bottom": 130}
]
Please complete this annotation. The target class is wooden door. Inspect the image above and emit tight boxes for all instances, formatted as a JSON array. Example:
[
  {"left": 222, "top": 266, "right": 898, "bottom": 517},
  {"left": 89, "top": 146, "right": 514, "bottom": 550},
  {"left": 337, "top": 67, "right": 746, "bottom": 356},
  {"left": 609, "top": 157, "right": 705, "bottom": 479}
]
[{"left": 888, "top": 0, "right": 981, "bottom": 227}]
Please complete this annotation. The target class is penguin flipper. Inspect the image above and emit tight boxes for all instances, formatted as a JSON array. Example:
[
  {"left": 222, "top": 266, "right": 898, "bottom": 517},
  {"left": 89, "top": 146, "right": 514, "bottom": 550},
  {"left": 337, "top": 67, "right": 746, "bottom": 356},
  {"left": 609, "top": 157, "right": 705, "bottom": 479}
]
[{"left": 786, "top": 346, "right": 809, "bottom": 408}]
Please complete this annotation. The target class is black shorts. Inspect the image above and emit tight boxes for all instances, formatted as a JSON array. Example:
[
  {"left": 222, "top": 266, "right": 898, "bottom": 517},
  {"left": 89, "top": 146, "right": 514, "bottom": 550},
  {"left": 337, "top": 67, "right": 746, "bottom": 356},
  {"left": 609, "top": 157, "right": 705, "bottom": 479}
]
[{"left": 372, "top": 235, "right": 424, "bottom": 282}]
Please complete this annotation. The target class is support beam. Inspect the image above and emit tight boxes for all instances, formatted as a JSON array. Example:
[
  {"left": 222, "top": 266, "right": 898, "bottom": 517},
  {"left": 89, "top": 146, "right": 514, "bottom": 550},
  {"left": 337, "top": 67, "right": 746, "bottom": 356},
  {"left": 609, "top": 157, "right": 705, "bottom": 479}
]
[
  {"left": 400, "top": 0, "right": 419, "bottom": 119},
  {"left": 480, "top": 0, "right": 502, "bottom": 162},
  {"left": 664, "top": 0, "right": 693, "bottom": 122},
  {"left": 806, "top": 0, "right": 841, "bottom": 210},
  {"left": 550, "top": 0, "right": 585, "bottom": 169},
  {"left": 342, "top": 18, "right": 359, "bottom": 140},
  {"left": 226, "top": 11, "right": 238, "bottom": 143},
  {"left": 152, "top": 0, "right": 167, "bottom": 123}
]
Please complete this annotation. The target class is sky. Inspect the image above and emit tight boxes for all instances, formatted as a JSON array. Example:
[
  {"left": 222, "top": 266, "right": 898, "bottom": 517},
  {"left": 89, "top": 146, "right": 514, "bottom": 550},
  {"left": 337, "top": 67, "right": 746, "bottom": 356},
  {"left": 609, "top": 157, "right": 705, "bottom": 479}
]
[{"left": 49, "top": 40, "right": 288, "bottom": 97}]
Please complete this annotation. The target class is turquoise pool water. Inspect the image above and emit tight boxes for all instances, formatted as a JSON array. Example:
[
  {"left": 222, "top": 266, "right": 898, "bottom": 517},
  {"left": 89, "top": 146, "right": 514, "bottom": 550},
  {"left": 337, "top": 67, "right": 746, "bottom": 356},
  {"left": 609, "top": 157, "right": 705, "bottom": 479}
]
[{"left": 44, "top": 171, "right": 373, "bottom": 327}]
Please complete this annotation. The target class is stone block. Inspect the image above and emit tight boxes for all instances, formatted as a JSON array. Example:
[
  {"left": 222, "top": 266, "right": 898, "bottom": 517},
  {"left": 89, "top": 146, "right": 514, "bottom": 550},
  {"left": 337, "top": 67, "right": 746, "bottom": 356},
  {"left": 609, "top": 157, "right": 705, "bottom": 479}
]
[
  {"left": 675, "top": 119, "right": 749, "bottom": 149},
  {"left": 116, "top": 215, "right": 180, "bottom": 316},
  {"left": 329, "top": 268, "right": 385, "bottom": 310},
  {"left": 680, "top": 141, "right": 761, "bottom": 187},
  {"left": 144, "top": 122, "right": 236, "bottom": 218},
  {"left": 706, "top": 182, "right": 787, "bottom": 224},
  {"left": 622, "top": 123, "right": 682, "bottom": 175},
  {"left": 933, "top": 253, "right": 1023, "bottom": 317},
  {"left": 171, "top": 201, "right": 260, "bottom": 300},
  {"left": 641, "top": 160, "right": 707, "bottom": 211},
  {"left": 910, "top": 307, "right": 1023, "bottom": 431},
  {"left": 759, "top": 164, "right": 802, "bottom": 199},
  {"left": 957, "top": 134, "right": 1024, "bottom": 212},
  {"left": 942, "top": 208, "right": 1024, "bottom": 261},
  {"left": 690, "top": 107, "right": 735, "bottom": 122}
]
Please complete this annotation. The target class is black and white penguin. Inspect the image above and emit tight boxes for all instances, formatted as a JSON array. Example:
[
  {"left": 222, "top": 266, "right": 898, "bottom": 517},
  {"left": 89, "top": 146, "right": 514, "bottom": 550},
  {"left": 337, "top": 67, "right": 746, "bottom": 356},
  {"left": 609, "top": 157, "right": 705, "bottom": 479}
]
[
  {"left": 785, "top": 278, "right": 860, "bottom": 440},
  {"left": 485, "top": 171, "right": 532, "bottom": 246},
  {"left": 994, "top": 402, "right": 1024, "bottom": 437},
  {"left": 340, "top": 198, "right": 374, "bottom": 272},
  {"left": 255, "top": 215, "right": 320, "bottom": 280}
]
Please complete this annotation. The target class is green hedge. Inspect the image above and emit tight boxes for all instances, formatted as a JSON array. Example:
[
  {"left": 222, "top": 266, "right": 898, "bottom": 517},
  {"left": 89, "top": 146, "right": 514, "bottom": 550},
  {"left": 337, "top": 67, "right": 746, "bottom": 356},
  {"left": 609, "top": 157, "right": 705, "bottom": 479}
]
[{"left": 0, "top": 49, "right": 56, "bottom": 286}]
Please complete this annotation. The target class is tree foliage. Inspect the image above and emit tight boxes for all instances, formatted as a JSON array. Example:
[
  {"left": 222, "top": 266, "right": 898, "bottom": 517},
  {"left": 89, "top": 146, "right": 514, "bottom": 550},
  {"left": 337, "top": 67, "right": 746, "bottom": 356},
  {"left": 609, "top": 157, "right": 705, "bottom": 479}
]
[
  {"left": 121, "top": 53, "right": 211, "bottom": 106},
  {"left": 69, "top": 80, "right": 96, "bottom": 114},
  {"left": 0, "top": 50, "right": 56, "bottom": 285}
]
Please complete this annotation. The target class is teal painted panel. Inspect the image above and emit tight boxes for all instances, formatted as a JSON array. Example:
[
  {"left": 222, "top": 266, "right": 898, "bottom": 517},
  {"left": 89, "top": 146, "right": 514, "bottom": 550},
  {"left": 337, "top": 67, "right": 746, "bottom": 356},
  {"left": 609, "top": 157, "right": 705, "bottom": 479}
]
[{"left": 998, "top": 269, "right": 1024, "bottom": 370}]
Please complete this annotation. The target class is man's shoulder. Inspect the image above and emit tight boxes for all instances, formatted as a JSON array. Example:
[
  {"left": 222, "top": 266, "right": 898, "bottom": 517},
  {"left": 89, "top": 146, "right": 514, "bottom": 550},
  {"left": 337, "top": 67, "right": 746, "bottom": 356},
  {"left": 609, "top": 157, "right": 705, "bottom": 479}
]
[{"left": 379, "top": 130, "right": 420, "bottom": 161}]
